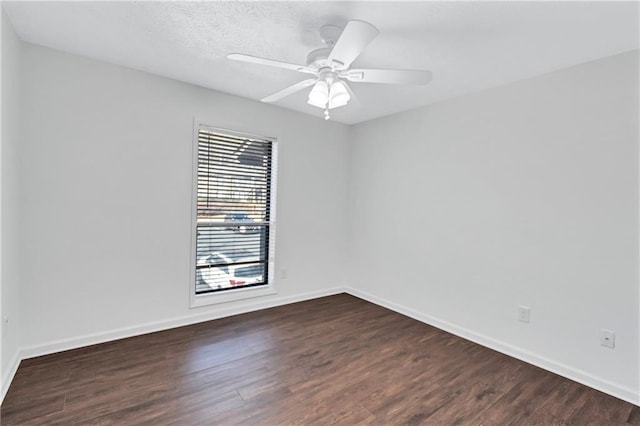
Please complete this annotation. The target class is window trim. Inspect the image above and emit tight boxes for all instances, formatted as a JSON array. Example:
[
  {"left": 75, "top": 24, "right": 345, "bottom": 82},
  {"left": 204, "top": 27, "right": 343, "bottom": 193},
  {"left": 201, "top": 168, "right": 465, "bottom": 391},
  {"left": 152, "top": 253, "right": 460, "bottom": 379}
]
[{"left": 189, "top": 120, "right": 278, "bottom": 308}]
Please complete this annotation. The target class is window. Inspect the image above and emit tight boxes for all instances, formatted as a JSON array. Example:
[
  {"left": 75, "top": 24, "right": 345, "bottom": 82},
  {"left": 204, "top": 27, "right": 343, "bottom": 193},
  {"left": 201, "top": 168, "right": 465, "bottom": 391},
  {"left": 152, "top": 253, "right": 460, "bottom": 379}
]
[{"left": 192, "top": 125, "right": 276, "bottom": 300}]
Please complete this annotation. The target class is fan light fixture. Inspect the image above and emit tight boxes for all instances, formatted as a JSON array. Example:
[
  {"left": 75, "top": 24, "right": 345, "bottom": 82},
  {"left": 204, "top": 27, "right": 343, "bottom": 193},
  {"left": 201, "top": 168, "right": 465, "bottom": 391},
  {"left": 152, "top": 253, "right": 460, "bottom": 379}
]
[{"left": 307, "top": 80, "right": 351, "bottom": 119}]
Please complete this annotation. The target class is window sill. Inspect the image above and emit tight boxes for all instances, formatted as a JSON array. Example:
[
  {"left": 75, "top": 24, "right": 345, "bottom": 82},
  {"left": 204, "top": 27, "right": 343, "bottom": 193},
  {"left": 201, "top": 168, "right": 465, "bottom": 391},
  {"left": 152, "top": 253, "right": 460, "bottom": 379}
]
[{"left": 189, "top": 284, "right": 277, "bottom": 308}]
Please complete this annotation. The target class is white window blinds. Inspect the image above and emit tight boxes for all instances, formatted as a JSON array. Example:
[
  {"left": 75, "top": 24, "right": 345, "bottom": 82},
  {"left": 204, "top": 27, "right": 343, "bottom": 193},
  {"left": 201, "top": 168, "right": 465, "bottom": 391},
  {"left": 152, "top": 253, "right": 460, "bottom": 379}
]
[{"left": 195, "top": 128, "right": 274, "bottom": 294}]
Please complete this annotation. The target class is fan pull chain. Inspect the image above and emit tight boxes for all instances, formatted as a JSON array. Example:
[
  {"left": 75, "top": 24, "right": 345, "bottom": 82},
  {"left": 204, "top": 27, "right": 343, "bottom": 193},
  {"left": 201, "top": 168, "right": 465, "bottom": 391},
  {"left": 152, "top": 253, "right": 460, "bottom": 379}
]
[{"left": 324, "top": 105, "right": 330, "bottom": 120}]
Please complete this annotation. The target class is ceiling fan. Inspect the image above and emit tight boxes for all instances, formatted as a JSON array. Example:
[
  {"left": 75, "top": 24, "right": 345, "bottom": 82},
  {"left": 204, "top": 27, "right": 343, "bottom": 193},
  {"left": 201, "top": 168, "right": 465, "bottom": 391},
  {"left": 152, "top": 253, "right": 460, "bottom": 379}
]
[{"left": 227, "top": 20, "right": 433, "bottom": 120}]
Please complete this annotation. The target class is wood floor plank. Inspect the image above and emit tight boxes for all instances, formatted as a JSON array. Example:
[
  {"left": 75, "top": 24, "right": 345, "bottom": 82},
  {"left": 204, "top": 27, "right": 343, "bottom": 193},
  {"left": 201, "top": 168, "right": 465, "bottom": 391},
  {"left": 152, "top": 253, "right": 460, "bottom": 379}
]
[
  {"left": 524, "top": 377, "right": 592, "bottom": 424},
  {"left": 2, "top": 293, "right": 637, "bottom": 425},
  {"left": 0, "top": 393, "right": 66, "bottom": 425},
  {"left": 473, "top": 364, "right": 562, "bottom": 425},
  {"left": 569, "top": 387, "right": 635, "bottom": 425},
  {"left": 628, "top": 405, "right": 640, "bottom": 425},
  {"left": 419, "top": 354, "right": 525, "bottom": 425},
  {"left": 365, "top": 348, "right": 500, "bottom": 424}
]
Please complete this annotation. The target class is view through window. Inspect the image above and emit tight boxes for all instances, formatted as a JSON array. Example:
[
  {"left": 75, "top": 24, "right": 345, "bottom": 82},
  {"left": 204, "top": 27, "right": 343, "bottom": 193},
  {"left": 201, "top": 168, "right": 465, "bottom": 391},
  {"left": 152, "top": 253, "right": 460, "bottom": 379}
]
[{"left": 195, "top": 127, "right": 274, "bottom": 294}]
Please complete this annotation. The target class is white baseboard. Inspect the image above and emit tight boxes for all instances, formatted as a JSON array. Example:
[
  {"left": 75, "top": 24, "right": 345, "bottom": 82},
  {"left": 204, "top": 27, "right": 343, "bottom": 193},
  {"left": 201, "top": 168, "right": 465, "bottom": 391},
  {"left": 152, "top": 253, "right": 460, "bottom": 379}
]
[
  {"left": 1, "top": 350, "right": 21, "bottom": 402},
  {"left": 346, "top": 287, "right": 640, "bottom": 407},
  {"left": 5, "top": 287, "right": 638, "bottom": 408},
  {"left": 20, "top": 287, "right": 345, "bottom": 361}
]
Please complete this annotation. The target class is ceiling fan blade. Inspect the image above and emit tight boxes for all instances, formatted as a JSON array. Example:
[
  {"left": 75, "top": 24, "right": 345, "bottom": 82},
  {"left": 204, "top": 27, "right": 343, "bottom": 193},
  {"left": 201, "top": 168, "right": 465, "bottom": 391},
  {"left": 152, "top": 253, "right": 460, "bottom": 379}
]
[
  {"left": 328, "top": 20, "right": 379, "bottom": 69},
  {"left": 344, "top": 68, "right": 433, "bottom": 85},
  {"left": 261, "top": 79, "right": 317, "bottom": 103},
  {"left": 227, "top": 53, "right": 317, "bottom": 75}
]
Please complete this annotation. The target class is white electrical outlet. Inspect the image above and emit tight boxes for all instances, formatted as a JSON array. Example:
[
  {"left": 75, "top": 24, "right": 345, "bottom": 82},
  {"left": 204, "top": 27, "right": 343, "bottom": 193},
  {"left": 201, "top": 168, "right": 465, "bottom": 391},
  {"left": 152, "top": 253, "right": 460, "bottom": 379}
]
[
  {"left": 600, "top": 329, "right": 615, "bottom": 349},
  {"left": 280, "top": 268, "right": 288, "bottom": 279},
  {"left": 517, "top": 306, "right": 530, "bottom": 323}
]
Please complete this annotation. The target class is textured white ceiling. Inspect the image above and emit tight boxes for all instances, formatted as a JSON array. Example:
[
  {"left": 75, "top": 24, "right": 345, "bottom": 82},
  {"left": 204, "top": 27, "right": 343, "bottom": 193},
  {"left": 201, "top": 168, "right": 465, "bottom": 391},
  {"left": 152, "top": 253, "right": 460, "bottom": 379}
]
[{"left": 4, "top": 1, "right": 639, "bottom": 124}]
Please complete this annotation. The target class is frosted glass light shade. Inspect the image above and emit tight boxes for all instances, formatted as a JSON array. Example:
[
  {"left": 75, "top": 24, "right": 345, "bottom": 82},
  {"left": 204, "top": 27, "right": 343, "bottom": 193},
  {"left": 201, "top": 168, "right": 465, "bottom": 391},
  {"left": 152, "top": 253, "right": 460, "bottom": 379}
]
[
  {"left": 329, "top": 81, "right": 350, "bottom": 109},
  {"left": 308, "top": 81, "right": 329, "bottom": 108}
]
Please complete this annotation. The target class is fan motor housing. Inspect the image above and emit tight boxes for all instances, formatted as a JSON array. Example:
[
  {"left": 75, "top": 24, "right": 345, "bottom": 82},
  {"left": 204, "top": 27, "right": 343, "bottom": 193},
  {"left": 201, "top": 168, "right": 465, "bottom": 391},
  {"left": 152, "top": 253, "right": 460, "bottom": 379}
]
[{"left": 306, "top": 48, "right": 332, "bottom": 69}]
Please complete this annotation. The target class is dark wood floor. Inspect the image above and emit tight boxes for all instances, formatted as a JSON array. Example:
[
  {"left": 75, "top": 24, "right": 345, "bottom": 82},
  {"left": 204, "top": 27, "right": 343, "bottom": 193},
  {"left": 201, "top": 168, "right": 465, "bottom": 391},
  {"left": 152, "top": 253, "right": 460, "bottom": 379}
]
[{"left": 2, "top": 294, "right": 638, "bottom": 425}]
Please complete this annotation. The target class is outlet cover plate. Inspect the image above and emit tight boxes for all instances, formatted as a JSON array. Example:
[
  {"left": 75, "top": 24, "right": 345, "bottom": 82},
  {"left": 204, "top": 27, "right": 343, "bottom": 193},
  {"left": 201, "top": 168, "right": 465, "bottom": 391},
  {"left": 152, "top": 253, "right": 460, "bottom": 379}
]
[
  {"left": 517, "top": 306, "right": 530, "bottom": 323},
  {"left": 600, "top": 329, "right": 615, "bottom": 349}
]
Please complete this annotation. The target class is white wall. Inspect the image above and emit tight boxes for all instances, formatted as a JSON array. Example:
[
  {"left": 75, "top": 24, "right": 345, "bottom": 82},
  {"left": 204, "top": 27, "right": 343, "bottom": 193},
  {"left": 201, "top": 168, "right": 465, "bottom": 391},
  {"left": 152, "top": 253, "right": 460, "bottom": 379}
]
[
  {"left": 348, "top": 50, "right": 639, "bottom": 402},
  {"left": 18, "top": 43, "right": 350, "bottom": 352},
  {"left": 1, "top": 9, "right": 23, "bottom": 394}
]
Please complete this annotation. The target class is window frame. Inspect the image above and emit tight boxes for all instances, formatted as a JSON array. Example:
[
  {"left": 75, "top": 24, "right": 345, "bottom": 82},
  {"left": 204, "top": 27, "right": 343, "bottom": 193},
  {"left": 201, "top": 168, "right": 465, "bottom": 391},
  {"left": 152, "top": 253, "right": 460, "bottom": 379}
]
[{"left": 189, "top": 121, "right": 278, "bottom": 308}]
